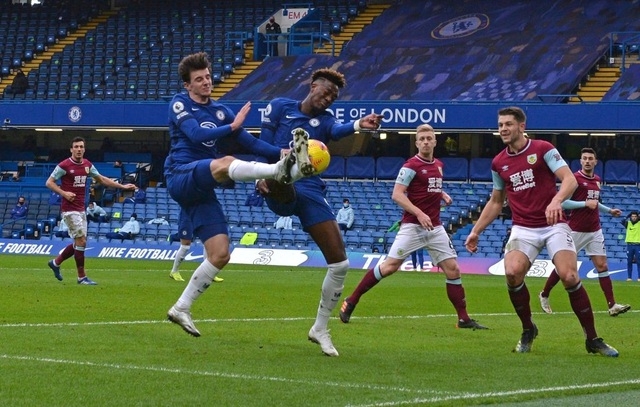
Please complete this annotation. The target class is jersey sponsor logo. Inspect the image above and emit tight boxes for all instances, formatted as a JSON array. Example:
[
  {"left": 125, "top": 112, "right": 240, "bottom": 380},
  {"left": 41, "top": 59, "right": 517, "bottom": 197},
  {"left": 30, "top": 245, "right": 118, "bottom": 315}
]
[
  {"left": 431, "top": 13, "right": 489, "bottom": 40},
  {"left": 527, "top": 154, "right": 537, "bottom": 165},
  {"left": 172, "top": 101, "right": 185, "bottom": 114},
  {"left": 191, "top": 107, "right": 199, "bottom": 111},
  {"left": 285, "top": 114, "right": 296, "bottom": 119},
  {"left": 200, "top": 121, "right": 218, "bottom": 148}
]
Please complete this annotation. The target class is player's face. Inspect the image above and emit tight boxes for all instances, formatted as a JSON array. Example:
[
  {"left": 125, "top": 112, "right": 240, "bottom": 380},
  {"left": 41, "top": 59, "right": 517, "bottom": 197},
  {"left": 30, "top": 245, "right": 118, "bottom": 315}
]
[
  {"left": 185, "top": 68, "right": 212, "bottom": 103},
  {"left": 580, "top": 152, "right": 597, "bottom": 175},
  {"left": 70, "top": 141, "right": 85, "bottom": 161},
  {"left": 498, "top": 114, "right": 525, "bottom": 146},
  {"left": 415, "top": 131, "right": 436, "bottom": 157},
  {"left": 309, "top": 80, "right": 339, "bottom": 112}
]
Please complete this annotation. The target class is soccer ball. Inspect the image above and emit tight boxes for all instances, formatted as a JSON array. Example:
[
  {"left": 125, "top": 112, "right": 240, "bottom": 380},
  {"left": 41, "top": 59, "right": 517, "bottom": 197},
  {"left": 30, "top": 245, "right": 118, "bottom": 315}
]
[{"left": 308, "top": 139, "right": 331, "bottom": 174}]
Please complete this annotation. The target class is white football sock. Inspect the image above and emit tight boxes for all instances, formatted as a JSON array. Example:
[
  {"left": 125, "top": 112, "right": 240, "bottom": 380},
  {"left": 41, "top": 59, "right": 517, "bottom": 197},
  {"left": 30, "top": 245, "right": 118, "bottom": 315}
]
[
  {"left": 313, "top": 259, "right": 349, "bottom": 330},
  {"left": 171, "top": 244, "right": 190, "bottom": 272},
  {"left": 228, "top": 160, "right": 277, "bottom": 181},
  {"left": 175, "top": 258, "right": 219, "bottom": 310}
]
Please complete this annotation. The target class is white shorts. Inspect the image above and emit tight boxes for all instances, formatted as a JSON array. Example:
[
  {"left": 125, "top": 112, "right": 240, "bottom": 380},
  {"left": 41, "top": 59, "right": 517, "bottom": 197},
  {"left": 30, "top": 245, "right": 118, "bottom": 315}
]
[
  {"left": 387, "top": 223, "right": 456, "bottom": 266},
  {"left": 572, "top": 230, "right": 606, "bottom": 257},
  {"left": 62, "top": 211, "right": 87, "bottom": 239},
  {"left": 505, "top": 224, "right": 576, "bottom": 264}
]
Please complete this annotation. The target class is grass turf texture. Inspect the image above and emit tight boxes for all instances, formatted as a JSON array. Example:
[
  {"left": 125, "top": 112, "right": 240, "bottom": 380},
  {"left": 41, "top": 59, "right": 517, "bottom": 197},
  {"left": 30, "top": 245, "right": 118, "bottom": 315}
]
[{"left": 0, "top": 254, "right": 638, "bottom": 406}]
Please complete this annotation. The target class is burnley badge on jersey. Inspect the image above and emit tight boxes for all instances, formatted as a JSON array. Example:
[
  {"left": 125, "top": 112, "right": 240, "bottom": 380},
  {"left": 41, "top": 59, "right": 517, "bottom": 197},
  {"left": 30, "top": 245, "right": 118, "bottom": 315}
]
[
  {"left": 85, "top": 167, "right": 90, "bottom": 174},
  {"left": 527, "top": 154, "right": 537, "bottom": 165}
]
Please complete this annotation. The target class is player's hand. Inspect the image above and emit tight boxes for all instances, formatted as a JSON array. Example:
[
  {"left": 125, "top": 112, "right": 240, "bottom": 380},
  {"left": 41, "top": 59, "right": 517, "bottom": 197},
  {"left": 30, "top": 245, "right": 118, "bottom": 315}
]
[
  {"left": 585, "top": 200, "right": 598, "bottom": 210},
  {"left": 545, "top": 200, "right": 564, "bottom": 225},
  {"left": 121, "top": 183, "right": 137, "bottom": 191},
  {"left": 255, "top": 179, "right": 269, "bottom": 194},
  {"left": 63, "top": 191, "right": 76, "bottom": 202},
  {"left": 464, "top": 233, "right": 479, "bottom": 253},
  {"left": 359, "top": 113, "right": 384, "bottom": 130},
  {"left": 230, "top": 101, "right": 251, "bottom": 131},
  {"left": 416, "top": 213, "right": 433, "bottom": 230},
  {"left": 442, "top": 192, "right": 453, "bottom": 206},
  {"left": 610, "top": 208, "right": 622, "bottom": 217}
]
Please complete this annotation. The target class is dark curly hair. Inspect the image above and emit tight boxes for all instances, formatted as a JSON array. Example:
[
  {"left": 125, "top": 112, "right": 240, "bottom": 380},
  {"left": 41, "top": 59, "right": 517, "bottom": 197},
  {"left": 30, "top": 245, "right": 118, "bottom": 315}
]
[
  {"left": 311, "top": 68, "right": 346, "bottom": 88},
  {"left": 178, "top": 52, "right": 211, "bottom": 83}
]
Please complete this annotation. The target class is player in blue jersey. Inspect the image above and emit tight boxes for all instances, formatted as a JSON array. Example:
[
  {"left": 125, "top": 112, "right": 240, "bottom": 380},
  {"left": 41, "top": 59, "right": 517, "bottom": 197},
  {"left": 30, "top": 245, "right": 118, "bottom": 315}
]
[
  {"left": 256, "top": 68, "right": 383, "bottom": 356},
  {"left": 169, "top": 209, "right": 224, "bottom": 283},
  {"left": 165, "top": 52, "right": 311, "bottom": 337}
]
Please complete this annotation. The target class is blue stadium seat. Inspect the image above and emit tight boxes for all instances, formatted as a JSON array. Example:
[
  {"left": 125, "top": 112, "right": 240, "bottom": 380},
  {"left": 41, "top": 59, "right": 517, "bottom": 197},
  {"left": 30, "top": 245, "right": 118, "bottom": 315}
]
[
  {"left": 469, "top": 158, "right": 492, "bottom": 182},
  {"left": 440, "top": 158, "right": 468, "bottom": 181},
  {"left": 346, "top": 156, "right": 375, "bottom": 180},
  {"left": 322, "top": 156, "right": 345, "bottom": 179},
  {"left": 375, "top": 157, "right": 404, "bottom": 180},
  {"left": 603, "top": 160, "right": 638, "bottom": 184}
]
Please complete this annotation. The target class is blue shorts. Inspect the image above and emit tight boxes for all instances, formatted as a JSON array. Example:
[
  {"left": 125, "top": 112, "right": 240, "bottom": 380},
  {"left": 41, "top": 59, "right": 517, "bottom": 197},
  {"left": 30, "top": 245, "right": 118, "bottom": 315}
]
[
  {"left": 177, "top": 210, "right": 194, "bottom": 241},
  {"left": 166, "top": 160, "right": 228, "bottom": 241},
  {"left": 265, "top": 177, "right": 335, "bottom": 231}
]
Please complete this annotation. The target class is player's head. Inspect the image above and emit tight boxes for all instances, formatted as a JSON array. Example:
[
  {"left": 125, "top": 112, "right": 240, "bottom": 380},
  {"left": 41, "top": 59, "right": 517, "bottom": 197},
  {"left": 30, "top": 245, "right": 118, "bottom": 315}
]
[
  {"left": 179, "top": 52, "right": 212, "bottom": 102},
  {"left": 415, "top": 124, "right": 436, "bottom": 157},
  {"left": 579, "top": 147, "right": 597, "bottom": 174},
  {"left": 498, "top": 106, "right": 526, "bottom": 147},
  {"left": 307, "top": 68, "right": 345, "bottom": 112},
  {"left": 70, "top": 137, "right": 86, "bottom": 160}
]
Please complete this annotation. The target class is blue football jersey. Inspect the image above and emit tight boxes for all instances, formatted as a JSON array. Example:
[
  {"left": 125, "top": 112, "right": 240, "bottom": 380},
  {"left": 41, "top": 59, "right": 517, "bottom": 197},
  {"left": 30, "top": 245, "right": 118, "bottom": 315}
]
[
  {"left": 164, "top": 93, "right": 280, "bottom": 174},
  {"left": 260, "top": 97, "right": 357, "bottom": 162}
]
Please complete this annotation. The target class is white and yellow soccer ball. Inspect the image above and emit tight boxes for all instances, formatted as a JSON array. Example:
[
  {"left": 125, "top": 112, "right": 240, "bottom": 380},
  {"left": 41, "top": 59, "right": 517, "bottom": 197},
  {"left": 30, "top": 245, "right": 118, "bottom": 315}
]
[{"left": 307, "top": 139, "right": 331, "bottom": 175}]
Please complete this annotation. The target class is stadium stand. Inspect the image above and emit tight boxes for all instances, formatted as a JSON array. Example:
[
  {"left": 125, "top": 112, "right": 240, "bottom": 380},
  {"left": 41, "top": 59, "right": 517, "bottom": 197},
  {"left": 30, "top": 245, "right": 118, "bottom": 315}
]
[
  {"left": 602, "top": 64, "right": 640, "bottom": 101},
  {"left": 222, "top": 0, "right": 640, "bottom": 102}
]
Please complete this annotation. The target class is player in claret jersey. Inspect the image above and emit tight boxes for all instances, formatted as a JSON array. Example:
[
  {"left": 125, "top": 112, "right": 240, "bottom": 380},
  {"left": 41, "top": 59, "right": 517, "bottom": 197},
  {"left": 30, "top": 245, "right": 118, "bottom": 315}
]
[
  {"left": 339, "top": 124, "right": 488, "bottom": 331},
  {"left": 538, "top": 147, "right": 630, "bottom": 317},
  {"left": 46, "top": 137, "right": 136, "bottom": 284},
  {"left": 465, "top": 107, "right": 619, "bottom": 357}
]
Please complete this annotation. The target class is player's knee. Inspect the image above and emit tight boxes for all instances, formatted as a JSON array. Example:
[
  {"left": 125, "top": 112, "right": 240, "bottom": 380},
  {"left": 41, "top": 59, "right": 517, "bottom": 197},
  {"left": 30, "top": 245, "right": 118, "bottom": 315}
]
[
  {"left": 328, "top": 259, "right": 349, "bottom": 279},
  {"left": 208, "top": 250, "right": 230, "bottom": 268},
  {"left": 211, "top": 156, "right": 234, "bottom": 180}
]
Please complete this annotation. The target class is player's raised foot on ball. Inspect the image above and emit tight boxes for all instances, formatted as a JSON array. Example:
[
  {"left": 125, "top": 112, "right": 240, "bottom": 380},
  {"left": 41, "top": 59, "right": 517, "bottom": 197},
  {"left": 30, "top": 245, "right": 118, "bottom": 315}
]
[
  {"left": 213, "top": 276, "right": 224, "bottom": 283},
  {"left": 169, "top": 271, "right": 184, "bottom": 282},
  {"left": 538, "top": 292, "right": 552, "bottom": 314},
  {"left": 292, "top": 128, "right": 315, "bottom": 176},
  {"left": 339, "top": 299, "right": 356, "bottom": 323},
  {"left": 513, "top": 324, "right": 538, "bottom": 353},
  {"left": 77, "top": 276, "right": 97, "bottom": 285},
  {"left": 274, "top": 150, "right": 297, "bottom": 184},
  {"left": 48, "top": 259, "right": 63, "bottom": 281},
  {"left": 167, "top": 306, "right": 201, "bottom": 337},
  {"left": 308, "top": 327, "right": 339, "bottom": 356},
  {"left": 456, "top": 319, "right": 488, "bottom": 330},
  {"left": 608, "top": 303, "right": 630, "bottom": 317},
  {"left": 585, "top": 337, "right": 618, "bottom": 357}
]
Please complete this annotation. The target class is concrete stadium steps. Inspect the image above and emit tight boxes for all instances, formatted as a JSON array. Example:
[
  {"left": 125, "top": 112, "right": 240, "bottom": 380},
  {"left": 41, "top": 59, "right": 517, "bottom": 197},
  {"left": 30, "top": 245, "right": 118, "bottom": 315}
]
[
  {"left": 211, "top": 45, "right": 258, "bottom": 99},
  {"left": 570, "top": 66, "right": 620, "bottom": 103},
  {"left": 210, "top": 4, "right": 391, "bottom": 99},
  {"left": 316, "top": 4, "right": 391, "bottom": 56}
]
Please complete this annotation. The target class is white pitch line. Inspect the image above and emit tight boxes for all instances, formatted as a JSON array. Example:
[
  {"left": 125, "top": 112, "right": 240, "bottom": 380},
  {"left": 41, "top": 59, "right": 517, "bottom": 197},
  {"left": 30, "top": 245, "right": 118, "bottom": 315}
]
[
  {"left": 0, "top": 353, "right": 453, "bottom": 396},
  {"left": 0, "top": 309, "right": 636, "bottom": 329},
  {"left": 346, "top": 378, "right": 640, "bottom": 407}
]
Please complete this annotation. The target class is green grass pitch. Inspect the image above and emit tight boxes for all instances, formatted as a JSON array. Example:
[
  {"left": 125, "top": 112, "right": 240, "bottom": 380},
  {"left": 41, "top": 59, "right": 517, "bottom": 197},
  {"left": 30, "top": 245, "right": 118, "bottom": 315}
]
[{"left": 0, "top": 254, "right": 638, "bottom": 406}]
